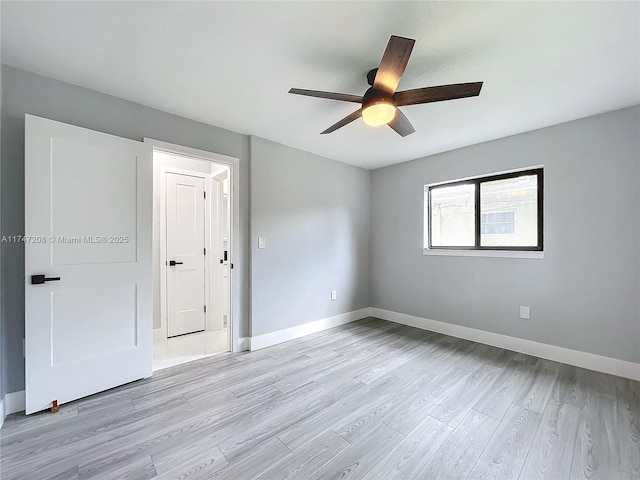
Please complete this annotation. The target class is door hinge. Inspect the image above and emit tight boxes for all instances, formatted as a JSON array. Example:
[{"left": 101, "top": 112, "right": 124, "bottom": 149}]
[
  {"left": 204, "top": 248, "right": 206, "bottom": 255},
  {"left": 204, "top": 191, "right": 206, "bottom": 199},
  {"left": 204, "top": 305, "right": 207, "bottom": 313}
]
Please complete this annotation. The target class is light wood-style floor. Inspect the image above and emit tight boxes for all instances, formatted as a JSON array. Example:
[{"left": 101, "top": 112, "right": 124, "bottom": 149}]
[{"left": 1, "top": 318, "right": 639, "bottom": 480}]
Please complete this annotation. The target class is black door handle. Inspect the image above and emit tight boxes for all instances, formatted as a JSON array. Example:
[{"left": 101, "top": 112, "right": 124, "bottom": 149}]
[
  {"left": 169, "top": 260, "right": 184, "bottom": 266},
  {"left": 31, "top": 274, "right": 61, "bottom": 285}
]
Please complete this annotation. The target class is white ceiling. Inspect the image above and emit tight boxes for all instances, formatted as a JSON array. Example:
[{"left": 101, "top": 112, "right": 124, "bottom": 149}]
[{"left": 2, "top": 1, "right": 639, "bottom": 169}]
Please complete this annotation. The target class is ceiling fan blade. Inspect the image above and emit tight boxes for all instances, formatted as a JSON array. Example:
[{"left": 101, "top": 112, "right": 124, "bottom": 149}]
[
  {"left": 388, "top": 109, "right": 415, "bottom": 137},
  {"left": 289, "top": 88, "right": 363, "bottom": 103},
  {"left": 373, "top": 35, "right": 415, "bottom": 95},
  {"left": 321, "top": 109, "right": 363, "bottom": 134},
  {"left": 394, "top": 82, "right": 483, "bottom": 107}
]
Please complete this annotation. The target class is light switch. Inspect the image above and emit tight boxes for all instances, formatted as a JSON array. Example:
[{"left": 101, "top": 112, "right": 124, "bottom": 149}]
[
  {"left": 258, "top": 237, "right": 266, "bottom": 249},
  {"left": 519, "top": 306, "right": 530, "bottom": 320}
]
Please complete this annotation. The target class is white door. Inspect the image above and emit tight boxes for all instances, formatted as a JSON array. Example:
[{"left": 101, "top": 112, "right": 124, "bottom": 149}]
[
  {"left": 25, "top": 115, "right": 153, "bottom": 415},
  {"left": 166, "top": 173, "right": 206, "bottom": 337}
]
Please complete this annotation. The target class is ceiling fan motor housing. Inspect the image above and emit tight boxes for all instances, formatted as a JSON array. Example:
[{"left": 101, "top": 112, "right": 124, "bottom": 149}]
[
  {"left": 362, "top": 87, "right": 396, "bottom": 126},
  {"left": 366, "top": 68, "right": 378, "bottom": 86},
  {"left": 362, "top": 87, "right": 395, "bottom": 109}
]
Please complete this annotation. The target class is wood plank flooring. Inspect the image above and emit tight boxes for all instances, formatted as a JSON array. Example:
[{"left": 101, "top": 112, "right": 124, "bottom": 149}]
[{"left": 1, "top": 317, "right": 638, "bottom": 480}]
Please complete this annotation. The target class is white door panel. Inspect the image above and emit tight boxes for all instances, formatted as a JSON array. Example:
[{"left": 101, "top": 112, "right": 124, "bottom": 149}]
[
  {"left": 50, "top": 138, "right": 137, "bottom": 265},
  {"left": 166, "top": 173, "right": 206, "bottom": 337},
  {"left": 25, "top": 115, "right": 152, "bottom": 415},
  {"left": 51, "top": 285, "right": 138, "bottom": 365}
]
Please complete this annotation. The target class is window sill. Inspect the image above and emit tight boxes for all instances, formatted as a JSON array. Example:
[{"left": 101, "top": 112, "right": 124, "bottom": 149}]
[{"left": 423, "top": 249, "right": 544, "bottom": 259}]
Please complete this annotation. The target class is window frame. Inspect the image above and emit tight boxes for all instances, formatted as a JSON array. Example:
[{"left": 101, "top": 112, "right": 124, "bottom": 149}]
[{"left": 426, "top": 167, "right": 543, "bottom": 252}]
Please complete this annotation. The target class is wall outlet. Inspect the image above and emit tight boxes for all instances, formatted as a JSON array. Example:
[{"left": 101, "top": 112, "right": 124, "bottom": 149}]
[
  {"left": 258, "top": 237, "right": 266, "bottom": 249},
  {"left": 519, "top": 306, "right": 531, "bottom": 320},
  {"left": 331, "top": 290, "right": 337, "bottom": 301}
]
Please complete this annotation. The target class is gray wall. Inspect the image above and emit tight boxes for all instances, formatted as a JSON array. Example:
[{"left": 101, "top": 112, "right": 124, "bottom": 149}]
[
  {"left": 250, "top": 136, "right": 371, "bottom": 336},
  {"left": 371, "top": 106, "right": 640, "bottom": 363},
  {"left": 1, "top": 66, "right": 251, "bottom": 394}
]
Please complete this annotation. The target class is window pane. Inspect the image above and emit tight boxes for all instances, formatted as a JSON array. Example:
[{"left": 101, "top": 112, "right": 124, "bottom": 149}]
[
  {"left": 480, "top": 174, "right": 537, "bottom": 247},
  {"left": 430, "top": 183, "right": 475, "bottom": 247}
]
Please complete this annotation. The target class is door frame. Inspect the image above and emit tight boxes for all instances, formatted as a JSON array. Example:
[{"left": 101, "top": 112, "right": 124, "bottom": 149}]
[
  {"left": 145, "top": 138, "right": 240, "bottom": 353},
  {"left": 160, "top": 168, "right": 210, "bottom": 339}
]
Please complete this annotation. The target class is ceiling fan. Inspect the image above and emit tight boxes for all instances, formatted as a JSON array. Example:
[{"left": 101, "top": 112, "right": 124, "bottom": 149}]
[{"left": 289, "top": 35, "right": 483, "bottom": 137}]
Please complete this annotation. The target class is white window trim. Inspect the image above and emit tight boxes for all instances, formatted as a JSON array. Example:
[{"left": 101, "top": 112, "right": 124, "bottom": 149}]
[
  {"left": 423, "top": 165, "right": 544, "bottom": 259},
  {"left": 424, "top": 164, "right": 544, "bottom": 189},
  {"left": 423, "top": 248, "right": 544, "bottom": 259}
]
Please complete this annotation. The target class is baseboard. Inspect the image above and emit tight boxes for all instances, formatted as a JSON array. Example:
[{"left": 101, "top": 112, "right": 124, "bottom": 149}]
[
  {"left": 8, "top": 308, "right": 633, "bottom": 424},
  {"left": 238, "top": 337, "right": 250, "bottom": 352},
  {"left": 3, "top": 390, "right": 26, "bottom": 417},
  {"left": 371, "top": 308, "right": 640, "bottom": 381},
  {"left": 153, "top": 328, "right": 165, "bottom": 343},
  {"left": 250, "top": 307, "right": 372, "bottom": 351}
]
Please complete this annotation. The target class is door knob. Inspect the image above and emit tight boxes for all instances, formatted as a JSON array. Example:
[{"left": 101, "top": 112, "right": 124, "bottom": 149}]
[
  {"left": 168, "top": 260, "right": 184, "bottom": 266},
  {"left": 31, "top": 274, "right": 61, "bottom": 285}
]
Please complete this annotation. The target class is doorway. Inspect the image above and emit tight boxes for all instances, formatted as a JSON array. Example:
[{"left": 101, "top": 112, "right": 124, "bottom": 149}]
[{"left": 149, "top": 143, "right": 235, "bottom": 370}]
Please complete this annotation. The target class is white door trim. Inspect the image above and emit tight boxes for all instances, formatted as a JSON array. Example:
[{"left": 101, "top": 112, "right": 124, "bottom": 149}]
[
  {"left": 159, "top": 168, "right": 210, "bottom": 340},
  {"left": 145, "top": 138, "right": 240, "bottom": 353}
]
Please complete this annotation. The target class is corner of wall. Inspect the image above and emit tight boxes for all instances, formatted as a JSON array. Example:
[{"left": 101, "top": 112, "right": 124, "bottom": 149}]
[
  {"left": 247, "top": 136, "right": 254, "bottom": 339},
  {"left": 367, "top": 168, "right": 374, "bottom": 308}
]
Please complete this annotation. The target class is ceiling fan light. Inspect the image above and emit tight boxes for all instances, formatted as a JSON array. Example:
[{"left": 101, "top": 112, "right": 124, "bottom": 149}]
[{"left": 362, "top": 100, "right": 396, "bottom": 126}]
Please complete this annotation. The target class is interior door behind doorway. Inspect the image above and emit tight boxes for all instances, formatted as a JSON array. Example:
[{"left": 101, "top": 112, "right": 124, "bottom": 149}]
[{"left": 166, "top": 172, "right": 206, "bottom": 337}]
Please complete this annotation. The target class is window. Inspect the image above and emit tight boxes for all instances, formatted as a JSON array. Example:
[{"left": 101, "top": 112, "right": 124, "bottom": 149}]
[{"left": 425, "top": 168, "right": 543, "bottom": 251}]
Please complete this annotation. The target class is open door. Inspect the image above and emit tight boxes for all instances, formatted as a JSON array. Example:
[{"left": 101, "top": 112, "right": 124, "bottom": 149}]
[
  {"left": 25, "top": 115, "right": 153, "bottom": 414},
  {"left": 212, "top": 170, "right": 230, "bottom": 334}
]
